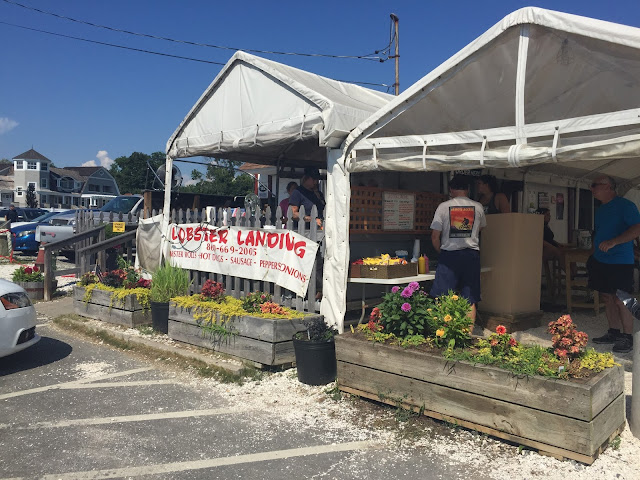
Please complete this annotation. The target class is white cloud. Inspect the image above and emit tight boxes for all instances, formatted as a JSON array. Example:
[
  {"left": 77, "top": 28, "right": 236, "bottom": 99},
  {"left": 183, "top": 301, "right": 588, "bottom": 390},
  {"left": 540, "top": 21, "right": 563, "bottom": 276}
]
[
  {"left": 82, "top": 150, "right": 113, "bottom": 168},
  {"left": 0, "top": 117, "right": 18, "bottom": 134},
  {"left": 96, "top": 150, "right": 113, "bottom": 169}
]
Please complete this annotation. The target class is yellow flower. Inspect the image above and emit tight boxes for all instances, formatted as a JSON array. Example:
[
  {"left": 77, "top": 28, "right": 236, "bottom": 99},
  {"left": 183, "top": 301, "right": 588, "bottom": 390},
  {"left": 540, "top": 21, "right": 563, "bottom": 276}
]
[
  {"left": 444, "top": 314, "right": 452, "bottom": 323},
  {"left": 436, "top": 329, "right": 445, "bottom": 337},
  {"left": 427, "top": 308, "right": 432, "bottom": 313},
  {"left": 452, "top": 295, "right": 459, "bottom": 301}
]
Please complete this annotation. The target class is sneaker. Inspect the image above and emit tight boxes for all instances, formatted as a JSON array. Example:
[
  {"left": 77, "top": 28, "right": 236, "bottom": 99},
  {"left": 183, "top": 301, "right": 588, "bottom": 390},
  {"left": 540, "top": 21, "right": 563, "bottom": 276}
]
[
  {"left": 612, "top": 335, "right": 633, "bottom": 353},
  {"left": 592, "top": 329, "right": 621, "bottom": 344}
]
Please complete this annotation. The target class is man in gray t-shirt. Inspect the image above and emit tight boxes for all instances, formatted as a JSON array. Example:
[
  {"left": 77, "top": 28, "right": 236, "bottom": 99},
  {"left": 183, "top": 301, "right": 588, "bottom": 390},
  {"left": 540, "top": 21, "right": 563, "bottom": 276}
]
[{"left": 430, "top": 175, "right": 486, "bottom": 323}]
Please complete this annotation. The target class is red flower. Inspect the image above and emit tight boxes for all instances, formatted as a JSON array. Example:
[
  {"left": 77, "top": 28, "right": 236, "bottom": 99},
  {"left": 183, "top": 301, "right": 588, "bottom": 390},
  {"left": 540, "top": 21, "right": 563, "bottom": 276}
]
[
  {"left": 24, "top": 267, "right": 33, "bottom": 274},
  {"left": 32, "top": 265, "right": 39, "bottom": 272},
  {"left": 490, "top": 338, "right": 498, "bottom": 347},
  {"left": 508, "top": 337, "right": 518, "bottom": 347},
  {"left": 495, "top": 325, "right": 507, "bottom": 335}
]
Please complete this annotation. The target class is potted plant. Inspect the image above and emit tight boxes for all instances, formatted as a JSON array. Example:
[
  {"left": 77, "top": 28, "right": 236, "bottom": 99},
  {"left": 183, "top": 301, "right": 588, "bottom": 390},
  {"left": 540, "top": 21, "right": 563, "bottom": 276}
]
[
  {"left": 149, "top": 262, "right": 191, "bottom": 333},
  {"left": 293, "top": 316, "right": 339, "bottom": 386},
  {"left": 12, "top": 264, "right": 45, "bottom": 300}
]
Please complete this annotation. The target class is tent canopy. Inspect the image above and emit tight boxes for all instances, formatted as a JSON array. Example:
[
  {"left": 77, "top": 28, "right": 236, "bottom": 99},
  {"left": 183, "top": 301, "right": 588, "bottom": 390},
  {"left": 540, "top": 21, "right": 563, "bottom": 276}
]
[
  {"left": 166, "top": 51, "right": 392, "bottom": 167},
  {"left": 343, "top": 7, "right": 640, "bottom": 191}
]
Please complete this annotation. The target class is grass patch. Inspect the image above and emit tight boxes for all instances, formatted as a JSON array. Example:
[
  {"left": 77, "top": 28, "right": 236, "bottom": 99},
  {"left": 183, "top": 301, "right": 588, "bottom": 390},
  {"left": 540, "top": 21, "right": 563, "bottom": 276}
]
[{"left": 52, "top": 317, "right": 261, "bottom": 384}]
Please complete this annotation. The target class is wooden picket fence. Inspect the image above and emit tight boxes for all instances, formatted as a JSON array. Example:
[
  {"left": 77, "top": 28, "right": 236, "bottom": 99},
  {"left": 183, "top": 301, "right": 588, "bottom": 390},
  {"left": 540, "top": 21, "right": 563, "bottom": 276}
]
[{"left": 75, "top": 205, "right": 323, "bottom": 313}]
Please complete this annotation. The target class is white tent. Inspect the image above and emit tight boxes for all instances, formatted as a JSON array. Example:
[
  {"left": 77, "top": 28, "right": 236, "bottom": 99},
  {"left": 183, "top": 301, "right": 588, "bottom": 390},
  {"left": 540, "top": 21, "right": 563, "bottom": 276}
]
[
  {"left": 163, "top": 51, "right": 393, "bottom": 329},
  {"left": 324, "top": 7, "right": 640, "bottom": 330}
]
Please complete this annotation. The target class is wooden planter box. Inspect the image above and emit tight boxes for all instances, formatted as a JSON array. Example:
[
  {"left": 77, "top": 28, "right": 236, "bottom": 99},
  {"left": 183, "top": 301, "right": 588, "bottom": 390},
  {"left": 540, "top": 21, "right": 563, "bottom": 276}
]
[
  {"left": 168, "top": 304, "right": 320, "bottom": 366},
  {"left": 336, "top": 334, "right": 625, "bottom": 464},
  {"left": 73, "top": 286, "right": 151, "bottom": 327}
]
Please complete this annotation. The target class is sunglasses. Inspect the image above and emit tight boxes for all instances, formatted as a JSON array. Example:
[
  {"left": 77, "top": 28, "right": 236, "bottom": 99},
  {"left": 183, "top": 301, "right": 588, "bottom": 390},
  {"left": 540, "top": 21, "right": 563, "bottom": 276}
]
[{"left": 590, "top": 182, "right": 608, "bottom": 188}]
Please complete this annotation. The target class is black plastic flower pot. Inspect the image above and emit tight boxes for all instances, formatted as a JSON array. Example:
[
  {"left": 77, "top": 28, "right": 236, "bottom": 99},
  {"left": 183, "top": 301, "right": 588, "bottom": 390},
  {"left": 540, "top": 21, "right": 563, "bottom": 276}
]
[
  {"left": 150, "top": 301, "right": 170, "bottom": 334},
  {"left": 293, "top": 337, "right": 337, "bottom": 386}
]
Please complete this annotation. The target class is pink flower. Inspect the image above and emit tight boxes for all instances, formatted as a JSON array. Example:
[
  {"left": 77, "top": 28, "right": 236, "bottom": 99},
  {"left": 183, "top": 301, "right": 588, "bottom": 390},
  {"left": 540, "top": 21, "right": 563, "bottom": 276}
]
[
  {"left": 401, "top": 302, "right": 411, "bottom": 312},
  {"left": 391, "top": 286, "right": 400, "bottom": 294},
  {"left": 555, "top": 348, "right": 568, "bottom": 358},
  {"left": 495, "top": 325, "right": 507, "bottom": 335},
  {"left": 401, "top": 287, "right": 413, "bottom": 298},
  {"left": 490, "top": 338, "right": 498, "bottom": 347},
  {"left": 408, "top": 281, "right": 420, "bottom": 292}
]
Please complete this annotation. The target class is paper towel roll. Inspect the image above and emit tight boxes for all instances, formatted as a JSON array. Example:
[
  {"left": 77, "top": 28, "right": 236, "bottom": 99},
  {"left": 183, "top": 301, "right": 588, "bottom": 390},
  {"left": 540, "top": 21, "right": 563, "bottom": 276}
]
[{"left": 412, "top": 239, "right": 420, "bottom": 262}]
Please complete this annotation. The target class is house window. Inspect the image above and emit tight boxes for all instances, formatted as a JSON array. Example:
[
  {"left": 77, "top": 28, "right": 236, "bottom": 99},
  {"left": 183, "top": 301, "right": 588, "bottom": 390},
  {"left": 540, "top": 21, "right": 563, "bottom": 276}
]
[
  {"left": 16, "top": 187, "right": 23, "bottom": 196},
  {"left": 88, "top": 184, "right": 98, "bottom": 192},
  {"left": 41, "top": 163, "right": 48, "bottom": 172},
  {"left": 103, "top": 185, "right": 112, "bottom": 193},
  {"left": 41, "top": 195, "right": 47, "bottom": 204},
  {"left": 28, "top": 182, "right": 36, "bottom": 189},
  {"left": 27, "top": 161, "right": 37, "bottom": 170},
  {"left": 15, "top": 160, "right": 23, "bottom": 169},
  {"left": 41, "top": 178, "right": 48, "bottom": 188},
  {"left": 59, "top": 178, "right": 74, "bottom": 190}
]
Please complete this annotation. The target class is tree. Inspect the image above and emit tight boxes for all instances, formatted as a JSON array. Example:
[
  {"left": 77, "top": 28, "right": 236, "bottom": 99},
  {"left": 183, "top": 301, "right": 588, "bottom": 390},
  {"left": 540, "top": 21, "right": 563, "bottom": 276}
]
[
  {"left": 181, "top": 159, "right": 254, "bottom": 197},
  {"left": 26, "top": 184, "right": 38, "bottom": 208},
  {"left": 109, "top": 151, "right": 165, "bottom": 194}
]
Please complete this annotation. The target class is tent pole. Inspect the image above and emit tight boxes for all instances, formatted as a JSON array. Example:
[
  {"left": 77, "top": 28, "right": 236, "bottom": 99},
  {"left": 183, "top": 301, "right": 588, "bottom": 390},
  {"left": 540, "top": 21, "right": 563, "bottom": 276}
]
[{"left": 161, "top": 155, "right": 173, "bottom": 267}]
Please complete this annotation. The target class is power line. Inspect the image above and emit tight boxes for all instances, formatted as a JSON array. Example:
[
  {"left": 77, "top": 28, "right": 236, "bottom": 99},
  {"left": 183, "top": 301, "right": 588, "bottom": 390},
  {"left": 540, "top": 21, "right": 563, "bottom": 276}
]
[
  {"left": 0, "top": 20, "right": 392, "bottom": 88},
  {"left": 2, "top": 0, "right": 387, "bottom": 62},
  {"left": 0, "top": 21, "right": 227, "bottom": 65}
]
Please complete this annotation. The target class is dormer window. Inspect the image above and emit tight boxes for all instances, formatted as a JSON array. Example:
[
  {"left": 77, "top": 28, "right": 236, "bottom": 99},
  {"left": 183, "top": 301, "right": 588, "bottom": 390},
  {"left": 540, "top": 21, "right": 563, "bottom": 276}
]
[
  {"left": 15, "top": 160, "right": 23, "bottom": 169},
  {"left": 41, "top": 163, "right": 48, "bottom": 172},
  {"left": 27, "top": 161, "right": 37, "bottom": 170}
]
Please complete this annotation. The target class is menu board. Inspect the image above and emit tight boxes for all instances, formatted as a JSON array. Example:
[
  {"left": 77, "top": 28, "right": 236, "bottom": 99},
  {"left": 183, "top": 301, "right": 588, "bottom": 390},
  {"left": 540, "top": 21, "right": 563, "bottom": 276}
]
[{"left": 383, "top": 192, "right": 415, "bottom": 230}]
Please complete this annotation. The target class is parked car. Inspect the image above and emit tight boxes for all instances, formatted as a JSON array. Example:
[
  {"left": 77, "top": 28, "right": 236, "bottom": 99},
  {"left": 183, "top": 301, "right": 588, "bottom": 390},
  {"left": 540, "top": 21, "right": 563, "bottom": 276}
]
[
  {"left": 0, "top": 279, "right": 39, "bottom": 358},
  {"left": 10, "top": 209, "right": 70, "bottom": 229},
  {"left": 0, "top": 207, "right": 47, "bottom": 224},
  {"left": 11, "top": 211, "right": 71, "bottom": 254}
]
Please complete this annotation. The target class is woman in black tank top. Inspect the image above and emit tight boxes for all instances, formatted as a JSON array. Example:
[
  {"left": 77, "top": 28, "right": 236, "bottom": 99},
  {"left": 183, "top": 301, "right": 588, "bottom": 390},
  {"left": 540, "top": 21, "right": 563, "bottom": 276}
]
[{"left": 476, "top": 174, "right": 510, "bottom": 214}]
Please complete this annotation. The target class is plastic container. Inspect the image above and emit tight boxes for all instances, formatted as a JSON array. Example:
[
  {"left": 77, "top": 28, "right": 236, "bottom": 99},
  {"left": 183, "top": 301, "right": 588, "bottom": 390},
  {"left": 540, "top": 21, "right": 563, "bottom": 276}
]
[{"left": 418, "top": 255, "right": 426, "bottom": 274}]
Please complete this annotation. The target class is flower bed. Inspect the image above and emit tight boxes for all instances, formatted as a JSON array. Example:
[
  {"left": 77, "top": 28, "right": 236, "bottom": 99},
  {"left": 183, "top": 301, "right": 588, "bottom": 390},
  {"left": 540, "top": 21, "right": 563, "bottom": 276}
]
[
  {"left": 336, "top": 333, "right": 624, "bottom": 464},
  {"left": 168, "top": 284, "right": 321, "bottom": 366},
  {"left": 337, "top": 287, "right": 625, "bottom": 464},
  {"left": 74, "top": 285, "right": 151, "bottom": 327}
]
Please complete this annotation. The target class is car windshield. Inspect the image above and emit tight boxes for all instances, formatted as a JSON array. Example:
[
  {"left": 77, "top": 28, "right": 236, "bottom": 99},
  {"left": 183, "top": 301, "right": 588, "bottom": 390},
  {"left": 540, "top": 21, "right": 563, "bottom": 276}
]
[
  {"left": 24, "top": 209, "right": 47, "bottom": 220},
  {"left": 100, "top": 196, "right": 140, "bottom": 214},
  {"left": 30, "top": 211, "right": 60, "bottom": 223}
]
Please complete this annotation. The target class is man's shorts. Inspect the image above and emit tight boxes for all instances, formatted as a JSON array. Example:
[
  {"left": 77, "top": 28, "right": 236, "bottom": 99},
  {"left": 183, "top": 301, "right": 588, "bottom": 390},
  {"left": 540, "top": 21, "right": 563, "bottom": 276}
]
[
  {"left": 587, "top": 255, "right": 634, "bottom": 294},
  {"left": 430, "top": 249, "right": 481, "bottom": 304}
]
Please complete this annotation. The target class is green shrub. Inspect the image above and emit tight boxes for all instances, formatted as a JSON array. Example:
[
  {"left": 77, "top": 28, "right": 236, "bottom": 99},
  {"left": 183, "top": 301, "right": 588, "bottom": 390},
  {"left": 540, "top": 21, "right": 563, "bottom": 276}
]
[{"left": 150, "top": 262, "right": 192, "bottom": 303}]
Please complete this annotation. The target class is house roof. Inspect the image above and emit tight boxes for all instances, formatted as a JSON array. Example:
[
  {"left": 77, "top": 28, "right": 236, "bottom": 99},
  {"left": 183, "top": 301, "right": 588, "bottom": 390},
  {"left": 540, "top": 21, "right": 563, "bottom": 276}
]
[
  {"left": 50, "top": 167, "right": 85, "bottom": 182},
  {"left": 12, "top": 148, "right": 51, "bottom": 162},
  {"left": 63, "top": 166, "right": 103, "bottom": 179}
]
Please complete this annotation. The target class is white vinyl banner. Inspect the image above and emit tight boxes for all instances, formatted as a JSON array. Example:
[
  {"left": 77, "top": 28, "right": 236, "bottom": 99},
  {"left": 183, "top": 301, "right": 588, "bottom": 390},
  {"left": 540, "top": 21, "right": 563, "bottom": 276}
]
[{"left": 167, "top": 224, "right": 319, "bottom": 297}]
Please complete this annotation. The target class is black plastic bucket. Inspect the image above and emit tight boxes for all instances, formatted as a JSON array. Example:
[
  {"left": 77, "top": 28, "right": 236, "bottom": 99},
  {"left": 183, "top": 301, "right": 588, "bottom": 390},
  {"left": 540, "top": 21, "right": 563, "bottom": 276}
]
[
  {"left": 150, "top": 301, "right": 170, "bottom": 334},
  {"left": 293, "top": 338, "right": 337, "bottom": 385}
]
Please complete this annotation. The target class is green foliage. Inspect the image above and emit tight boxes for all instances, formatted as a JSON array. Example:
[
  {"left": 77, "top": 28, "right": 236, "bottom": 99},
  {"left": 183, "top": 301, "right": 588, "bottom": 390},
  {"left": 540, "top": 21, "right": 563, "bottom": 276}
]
[
  {"left": 181, "top": 159, "right": 254, "bottom": 196},
  {"left": 109, "top": 151, "right": 164, "bottom": 194},
  {"left": 242, "top": 291, "right": 272, "bottom": 313},
  {"left": 12, "top": 265, "right": 44, "bottom": 282},
  {"left": 430, "top": 291, "right": 473, "bottom": 349},
  {"left": 294, "top": 316, "right": 338, "bottom": 342},
  {"left": 26, "top": 184, "right": 38, "bottom": 208},
  {"left": 149, "top": 262, "right": 191, "bottom": 302},
  {"left": 374, "top": 281, "right": 433, "bottom": 338}
]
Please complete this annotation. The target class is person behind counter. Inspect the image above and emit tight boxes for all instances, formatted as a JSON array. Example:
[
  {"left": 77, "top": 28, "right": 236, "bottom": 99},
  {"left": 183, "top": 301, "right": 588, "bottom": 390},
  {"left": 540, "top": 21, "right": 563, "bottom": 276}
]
[
  {"left": 289, "top": 167, "right": 324, "bottom": 228},
  {"left": 279, "top": 181, "right": 298, "bottom": 227},
  {"left": 536, "top": 207, "right": 575, "bottom": 277},
  {"left": 476, "top": 174, "right": 510, "bottom": 214},
  {"left": 430, "top": 175, "right": 486, "bottom": 323}
]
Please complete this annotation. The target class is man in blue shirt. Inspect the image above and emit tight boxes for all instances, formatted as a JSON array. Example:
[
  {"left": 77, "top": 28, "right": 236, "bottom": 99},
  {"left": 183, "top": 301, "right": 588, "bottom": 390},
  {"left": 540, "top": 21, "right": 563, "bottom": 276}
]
[{"left": 589, "top": 175, "right": 640, "bottom": 353}]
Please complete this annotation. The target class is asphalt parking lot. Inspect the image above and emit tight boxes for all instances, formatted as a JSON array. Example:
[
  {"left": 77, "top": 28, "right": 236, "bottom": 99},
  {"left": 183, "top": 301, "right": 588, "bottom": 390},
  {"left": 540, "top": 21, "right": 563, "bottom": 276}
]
[{"left": 0, "top": 321, "right": 480, "bottom": 480}]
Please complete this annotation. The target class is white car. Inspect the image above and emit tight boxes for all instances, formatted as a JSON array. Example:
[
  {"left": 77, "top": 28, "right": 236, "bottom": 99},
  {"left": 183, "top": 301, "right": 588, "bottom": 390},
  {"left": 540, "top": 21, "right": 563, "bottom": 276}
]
[{"left": 0, "top": 279, "right": 39, "bottom": 358}]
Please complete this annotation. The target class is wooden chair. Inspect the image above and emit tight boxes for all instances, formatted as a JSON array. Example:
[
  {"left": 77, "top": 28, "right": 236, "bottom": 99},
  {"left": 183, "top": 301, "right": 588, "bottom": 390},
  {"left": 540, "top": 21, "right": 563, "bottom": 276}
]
[
  {"left": 542, "top": 258, "right": 562, "bottom": 301},
  {"left": 565, "top": 249, "right": 603, "bottom": 314}
]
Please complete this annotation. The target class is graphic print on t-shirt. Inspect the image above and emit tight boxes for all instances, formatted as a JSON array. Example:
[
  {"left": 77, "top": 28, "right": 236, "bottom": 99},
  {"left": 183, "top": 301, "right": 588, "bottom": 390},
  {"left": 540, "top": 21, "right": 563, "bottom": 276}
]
[{"left": 448, "top": 206, "right": 476, "bottom": 238}]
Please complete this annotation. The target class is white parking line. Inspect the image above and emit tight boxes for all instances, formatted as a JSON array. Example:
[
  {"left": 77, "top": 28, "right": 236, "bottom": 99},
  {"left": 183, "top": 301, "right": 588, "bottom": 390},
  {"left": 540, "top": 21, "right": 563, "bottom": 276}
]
[
  {"left": 0, "top": 367, "right": 155, "bottom": 400},
  {"left": 0, "top": 407, "right": 240, "bottom": 430},
  {"left": 24, "top": 440, "right": 379, "bottom": 480}
]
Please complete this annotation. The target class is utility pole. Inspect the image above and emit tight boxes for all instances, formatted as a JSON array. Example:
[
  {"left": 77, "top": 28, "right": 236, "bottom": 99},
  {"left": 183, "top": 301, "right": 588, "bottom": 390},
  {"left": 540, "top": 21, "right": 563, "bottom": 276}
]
[{"left": 390, "top": 13, "right": 399, "bottom": 95}]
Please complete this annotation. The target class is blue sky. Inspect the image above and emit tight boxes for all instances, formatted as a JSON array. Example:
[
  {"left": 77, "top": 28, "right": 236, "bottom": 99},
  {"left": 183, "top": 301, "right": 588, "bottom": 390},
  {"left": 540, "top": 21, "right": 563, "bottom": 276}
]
[{"left": 1, "top": 0, "right": 638, "bottom": 172}]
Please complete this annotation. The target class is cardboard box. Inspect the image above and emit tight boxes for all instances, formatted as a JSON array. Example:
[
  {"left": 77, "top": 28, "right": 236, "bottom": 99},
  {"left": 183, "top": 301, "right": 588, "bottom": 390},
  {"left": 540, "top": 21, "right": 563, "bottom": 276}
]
[{"left": 360, "top": 263, "right": 417, "bottom": 279}]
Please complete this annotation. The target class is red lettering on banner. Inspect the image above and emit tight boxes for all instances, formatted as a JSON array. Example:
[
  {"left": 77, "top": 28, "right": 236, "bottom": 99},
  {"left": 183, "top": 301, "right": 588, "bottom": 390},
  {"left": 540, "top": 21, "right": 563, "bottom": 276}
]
[{"left": 219, "top": 229, "right": 228, "bottom": 244}]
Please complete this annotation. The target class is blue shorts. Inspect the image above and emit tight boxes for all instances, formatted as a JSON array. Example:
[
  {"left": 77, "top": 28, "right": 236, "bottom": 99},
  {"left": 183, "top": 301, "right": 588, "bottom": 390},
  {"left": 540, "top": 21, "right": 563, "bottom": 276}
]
[{"left": 430, "top": 249, "right": 481, "bottom": 304}]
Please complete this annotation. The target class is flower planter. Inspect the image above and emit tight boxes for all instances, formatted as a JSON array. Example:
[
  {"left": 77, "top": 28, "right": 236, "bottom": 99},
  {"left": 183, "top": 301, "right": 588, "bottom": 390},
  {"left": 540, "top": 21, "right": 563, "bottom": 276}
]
[
  {"left": 16, "top": 281, "right": 44, "bottom": 300},
  {"left": 293, "top": 338, "right": 336, "bottom": 385},
  {"left": 335, "top": 334, "right": 625, "bottom": 465},
  {"left": 168, "top": 304, "right": 320, "bottom": 366},
  {"left": 73, "top": 286, "right": 150, "bottom": 327}
]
